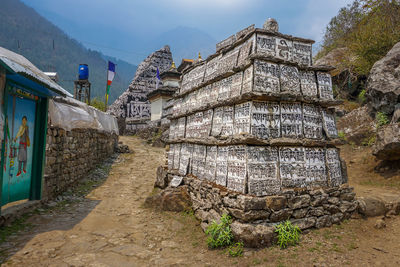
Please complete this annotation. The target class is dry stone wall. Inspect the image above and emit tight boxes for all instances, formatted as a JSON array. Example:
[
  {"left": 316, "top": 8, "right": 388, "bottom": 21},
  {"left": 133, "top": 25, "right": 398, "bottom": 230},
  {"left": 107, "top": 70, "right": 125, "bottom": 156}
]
[{"left": 42, "top": 127, "right": 118, "bottom": 200}]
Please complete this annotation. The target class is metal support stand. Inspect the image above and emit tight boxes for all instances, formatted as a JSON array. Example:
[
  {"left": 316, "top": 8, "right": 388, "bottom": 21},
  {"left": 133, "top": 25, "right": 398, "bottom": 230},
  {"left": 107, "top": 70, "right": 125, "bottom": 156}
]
[{"left": 73, "top": 80, "right": 91, "bottom": 104}]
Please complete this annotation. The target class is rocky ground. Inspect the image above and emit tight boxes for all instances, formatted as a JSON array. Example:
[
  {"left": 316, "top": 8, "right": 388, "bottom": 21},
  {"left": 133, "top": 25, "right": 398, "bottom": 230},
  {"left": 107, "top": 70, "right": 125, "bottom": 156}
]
[{"left": 0, "top": 136, "right": 399, "bottom": 266}]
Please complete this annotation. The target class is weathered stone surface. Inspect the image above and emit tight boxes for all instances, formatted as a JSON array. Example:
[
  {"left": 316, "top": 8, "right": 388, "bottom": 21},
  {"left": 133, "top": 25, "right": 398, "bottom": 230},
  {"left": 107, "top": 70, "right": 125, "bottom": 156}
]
[
  {"left": 315, "top": 215, "right": 332, "bottom": 228},
  {"left": 288, "top": 195, "right": 311, "bottom": 209},
  {"left": 154, "top": 166, "right": 169, "bottom": 189},
  {"left": 237, "top": 195, "right": 267, "bottom": 211},
  {"left": 308, "top": 207, "right": 325, "bottom": 217},
  {"left": 366, "top": 41, "right": 400, "bottom": 116},
  {"left": 270, "top": 209, "right": 293, "bottom": 222},
  {"left": 229, "top": 208, "right": 270, "bottom": 222},
  {"left": 337, "top": 106, "right": 376, "bottom": 145},
  {"left": 357, "top": 197, "right": 387, "bottom": 217},
  {"left": 231, "top": 222, "right": 275, "bottom": 248},
  {"left": 145, "top": 186, "right": 192, "bottom": 212},
  {"left": 292, "top": 208, "right": 309, "bottom": 219},
  {"left": 291, "top": 216, "right": 316, "bottom": 230},
  {"left": 372, "top": 123, "right": 400, "bottom": 161},
  {"left": 265, "top": 196, "right": 287, "bottom": 211},
  {"left": 108, "top": 46, "right": 173, "bottom": 122}
]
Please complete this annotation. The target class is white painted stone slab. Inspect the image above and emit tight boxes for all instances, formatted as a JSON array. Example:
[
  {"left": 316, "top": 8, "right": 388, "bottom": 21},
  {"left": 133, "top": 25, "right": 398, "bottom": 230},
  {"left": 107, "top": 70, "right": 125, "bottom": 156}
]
[
  {"left": 281, "top": 102, "right": 303, "bottom": 138},
  {"left": 227, "top": 145, "right": 247, "bottom": 194},
  {"left": 205, "top": 146, "right": 217, "bottom": 182},
  {"left": 300, "top": 71, "right": 318, "bottom": 97},
  {"left": 234, "top": 102, "right": 252, "bottom": 135},
  {"left": 211, "top": 106, "right": 224, "bottom": 137},
  {"left": 280, "top": 64, "right": 300, "bottom": 94},
  {"left": 317, "top": 72, "right": 334, "bottom": 100},
  {"left": 247, "top": 146, "right": 280, "bottom": 196},
  {"left": 218, "top": 76, "right": 232, "bottom": 101},
  {"left": 242, "top": 65, "right": 254, "bottom": 94},
  {"left": 170, "top": 176, "right": 183, "bottom": 188},
  {"left": 275, "top": 37, "right": 293, "bottom": 61},
  {"left": 253, "top": 60, "right": 280, "bottom": 93},
  {"left": 238, "top": 35, "right": 255, "bottom": 66},
  {"left": 230, "top": 72, "right": 243, "bottom": 98},
  {"left": 173, "top": 143, "right": 181, "bottom": 170},
  {"left": 293, "top": 41, "right": 312, "bottom": 66},
  {"left": 322, "top": 109, "right": 338, "bottom": 138},
  {"left": 221, "top": 106, "right": 234, "bottom": 136},
  {"left": 279, "top": 146, "right": 306, "bottom": 188},
  {"left": 250, "top": 101, "right": 281, "bottom": 139},
  {"left": 305, "top": 147, "right": 327, "bottom": 187},
  {"left": 216, "top": 146, "right": 228, "bottom": 186},
  {"left": 303, "top": 104, "right": 323, "bottom": 139},
  {"left": 256, "top": 33, "right": 276, "bottom": 57},
  {"left": 204, "top": 55, "right": 221, "bottom": 82},
  {"left": 326, "top": 148, "right": 343, "bottom": 187}
]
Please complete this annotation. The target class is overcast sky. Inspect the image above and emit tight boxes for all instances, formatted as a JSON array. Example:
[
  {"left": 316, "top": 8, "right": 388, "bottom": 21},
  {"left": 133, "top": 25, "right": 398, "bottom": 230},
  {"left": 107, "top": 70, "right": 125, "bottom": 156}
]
[{"left": 22, "top": 0, "right": 353, "bottom": 64}]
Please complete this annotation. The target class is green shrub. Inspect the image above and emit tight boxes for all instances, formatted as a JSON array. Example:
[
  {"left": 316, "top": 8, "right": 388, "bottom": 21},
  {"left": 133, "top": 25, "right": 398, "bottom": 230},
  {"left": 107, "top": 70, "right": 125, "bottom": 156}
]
[
  {"left": 338, "top": 131, "right": 346, "bottom": 140},
  {"left": 358, "top": 89, "right": 366, "bottom": 103},
  {"left": 275, "top": 220, "right": 301, "bottom": 249},
  {"left": 205, "top": 214, "right": 233, "bottom": 249},
  {"left": 228, "top": 242, "right": 244, "bottom": 257},
  {"left": 376, "top": 111, "right": 389, "bottom": 127}
]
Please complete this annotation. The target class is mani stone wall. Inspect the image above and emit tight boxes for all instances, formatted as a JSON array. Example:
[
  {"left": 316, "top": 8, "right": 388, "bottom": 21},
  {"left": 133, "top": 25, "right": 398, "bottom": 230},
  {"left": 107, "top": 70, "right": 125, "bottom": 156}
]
[
  {"left": 164, "top": 20, "right": 356, "bottom": 234},
  {"left": 108, "top": 45, "right": 173, "bottom": 134},
  {"left": 42, "top": 127, "right": 118, "bottom": 201}
]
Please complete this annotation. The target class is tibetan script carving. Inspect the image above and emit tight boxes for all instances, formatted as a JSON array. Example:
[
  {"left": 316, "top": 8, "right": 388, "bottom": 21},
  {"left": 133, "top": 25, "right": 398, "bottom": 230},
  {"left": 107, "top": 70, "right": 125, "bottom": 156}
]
[
  {"left": 322, "top": 109, "right": 338, "bottom": 138},
  {"left": 303, "top": 104, "right": 323, "bottom": 139},
  {"left": 280, "top": 64, "right": 300, "bottom": 94},
  {"left": 227, "top": 145, "right": 247, "bottom": 193},
  {"left": 300, "top": 71, "right": 318, "bottom": 97},
  {"left": 279, "top": 146, "right": 306, "bottom": 188},
  {"left": 234, "top": 102, "right": 252, "bottom": 135},
  {"left": 253, "top": 60, "right": 280, "bottom": 93},
  {"left": 281, "top": 102, "right": 303, "bottom": 138},
  {"left": 326, "top": 148, "right": 343, "bottom": 187},
  {"left": 251, "top": 101, "right": 280, "bottom": 139},
  {"left": 317, "top": 72, "right": 334, "bottom": 100},
  {"left": 216, "top": 146, "right": 228, "bottom": 186}
]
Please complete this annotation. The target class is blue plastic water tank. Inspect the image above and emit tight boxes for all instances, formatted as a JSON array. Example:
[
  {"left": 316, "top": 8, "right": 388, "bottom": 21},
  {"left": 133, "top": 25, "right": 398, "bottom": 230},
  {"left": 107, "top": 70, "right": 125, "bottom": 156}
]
[{"left": 78, "top": 64, "right": 89, "bottom": 80}]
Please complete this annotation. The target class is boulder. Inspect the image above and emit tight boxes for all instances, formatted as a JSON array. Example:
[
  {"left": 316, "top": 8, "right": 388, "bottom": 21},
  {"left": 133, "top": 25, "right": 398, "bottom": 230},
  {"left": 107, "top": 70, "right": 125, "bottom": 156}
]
[
  {"left": 154, "top": 166, "right": 169, "bottom": 189},
  {"left": 144, "top": 186, "right": 192, "bottom": 212},
  {"left": 366, "top": 41, "right": 400, "bottom": 117},
  {"left": 372, "top": 123, "right": 400, "bottom": 160},
  {"left": 337, "top": 106, "right": 376, "bottom": 144},
  {"left": 230, "top": 221, "right": 275, "bottom": 248},
  {"left": 357, "top": 197, "right": 387, "bottom": 217}
]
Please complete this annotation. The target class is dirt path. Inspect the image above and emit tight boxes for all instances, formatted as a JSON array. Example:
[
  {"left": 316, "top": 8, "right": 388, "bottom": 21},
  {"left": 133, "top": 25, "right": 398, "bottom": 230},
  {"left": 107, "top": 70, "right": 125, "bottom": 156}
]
[{"left": 1, "top": 137, "right": 400, "bottom": 266}]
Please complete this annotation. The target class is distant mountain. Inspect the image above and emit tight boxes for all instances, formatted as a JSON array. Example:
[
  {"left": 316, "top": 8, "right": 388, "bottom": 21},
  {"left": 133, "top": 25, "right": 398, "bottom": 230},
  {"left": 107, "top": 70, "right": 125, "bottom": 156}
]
[
  {"left": 0, "top": 0, "right": 137, "bottom": 102},
  {"left": 148, "top": 26, "right": 217, "bottom": 64}
]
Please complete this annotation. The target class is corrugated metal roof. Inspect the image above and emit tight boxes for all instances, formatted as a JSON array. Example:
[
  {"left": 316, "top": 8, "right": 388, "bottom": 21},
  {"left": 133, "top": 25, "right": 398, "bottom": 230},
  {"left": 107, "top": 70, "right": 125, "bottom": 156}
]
[{"left": 0, "top": 46, "right": 72, "bottom": 97}]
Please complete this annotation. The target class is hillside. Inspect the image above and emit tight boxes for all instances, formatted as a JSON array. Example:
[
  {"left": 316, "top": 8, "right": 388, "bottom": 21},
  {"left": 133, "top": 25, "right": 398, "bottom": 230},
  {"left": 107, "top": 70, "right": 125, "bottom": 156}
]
[{"left": 0, "top": 0, "right": 137, "bottom": 102}]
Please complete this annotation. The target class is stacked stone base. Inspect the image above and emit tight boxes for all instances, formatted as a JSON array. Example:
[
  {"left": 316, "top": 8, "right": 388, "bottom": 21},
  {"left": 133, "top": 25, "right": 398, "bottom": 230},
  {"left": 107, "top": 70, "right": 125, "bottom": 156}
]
[{"left": 171, "top": 173, "right": 358, "bottom": 247}]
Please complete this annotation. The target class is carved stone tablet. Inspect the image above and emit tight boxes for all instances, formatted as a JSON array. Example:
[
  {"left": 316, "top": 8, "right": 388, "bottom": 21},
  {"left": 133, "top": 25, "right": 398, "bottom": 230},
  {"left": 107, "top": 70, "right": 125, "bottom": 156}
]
[
  {"left": 216, "top": 146, "right": 228, "bottom": 186},
  {"left": 293, "top": 41, "right": 312, "bottom": 66},
  {"left": 177, "top": 117, "right": 186, "bottom": 138},
  {"left": 204, "top": 55, "right": 221, "bottom": 82},
  {"left": 247, "top": 146, "right": 280, "bottom": 196},
  {"left": 234, "top": 102, "right": 252, "bottom": 135},
  {"left": 181, "top": 94, "right": 189, "bottom": 115},
  {"left": 280, "top": 65, "right": 300, "bottom": 94},
  {"left": 231, "top": 72, "right": 243, "bottom": 98},
  {"left": 251, "top": 101, "right": 280, "bottom": 139},
  {"left": 242, "top": 65, "right": 254, "bottom": 94},
  {"left": 322, "top": 109, "right": 338, "bottom": 138},
  {"left": 190, "top": 64, "right": 206, "bottom": 90},
  {"left": 205, "top": 146, "right": 217, "bottom": 182},
  {"left": 202, "top": 109, "right": 213, "bottom": 138},
  {"left": 236, "top": 24, "right": 255, "bottom": 40},
  {"left": 173, "top": 143, "right": 181, "bottom": 170},
  {"left": 168, "top": 144, "right": 175, "bottom": 170},
  {"left": 192, "top": 144, "right": 206, "bottom": 178},
  {"left": 179, "top": 143, "right": 193, "bottom": 175},
  {"left": 317, "top": 72, "right": 334, "bottom": 100},
  {"left": 227, "top": 145, "right": 247, "bottom": 194},
  {"left": 219, "top": 49, "right": 239, "bottom": 75},
  {"left": 193, "top": 112, "right": 203, "bottom": 138},
  {"left": 279, "top": 146, "right": 306, "bottom": 188},
  {"left": 169, "top": 119, "right": 177, "bottom": 140},
  {"left": 216, "top": 34, "right": 236, "bottom": 52},
  {"left": 275, "top": 37, "right": 293, "bottom": 61},
  {"left": 303, "top": 104, "right": 323, "bottom": 139},
  {"left": 305, "top": 147, "right": 327, "bottom": 187},
  {"left": 256, "top": 34, "right": 276, "bottom": 57},
  {"left": 211, "top": 106, "right": 224, "bottom": 136},
  {"left": 326, "top": 148, "right": 343, "bottom": 187},
  {"left": 253, "top": 60, "right": 280, "bottom": 93},
  {"left": 238, "top": 36, "right": 255, "bottom": 66},
  {"left": 218, "top": 76, "right": 232, "bottom": 101},
  {"left": 281, "top": 102, "right": 303, "bottom": 138},
  {"left": 300, "top": 71, "right": 318, "bottom": 97},
  {"left": 173, "top": 98, "right": 182, "bottom": 116},
  {"left": 210, "top": 82, "right": 219, "bottom": 104},
  {"left": 222, "top": 106, "right": 234, "bottom": 136},
  {"left": 189, "top": 91, "right": 198, "bottom": 112},
  {"left": 170, "top": 176, "right": 183, "bottom": 188}
]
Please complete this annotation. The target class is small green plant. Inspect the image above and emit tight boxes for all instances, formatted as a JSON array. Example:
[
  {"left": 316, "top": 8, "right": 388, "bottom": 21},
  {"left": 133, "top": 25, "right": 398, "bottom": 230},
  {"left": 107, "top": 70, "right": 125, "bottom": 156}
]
[
  {"left": 228, "top": 242, "right": 244, "bottom": 257},
  {"left": 338, "top": 131, "right": 346, "bottom": 141},
  {"left": 275, "top": 220, "right": 301, "bottom": 249},
  {"left": 357, "top": 89, "right": 366, "bottom": 104},
  {"left": 205, "top": 214, "right": 233, "bottom": 249},
  {"left": 361, "top": 134, "right": 376, "bottom": 146},
  {"left": 376, "top": 111, "right": 389, "bottom": 127}
]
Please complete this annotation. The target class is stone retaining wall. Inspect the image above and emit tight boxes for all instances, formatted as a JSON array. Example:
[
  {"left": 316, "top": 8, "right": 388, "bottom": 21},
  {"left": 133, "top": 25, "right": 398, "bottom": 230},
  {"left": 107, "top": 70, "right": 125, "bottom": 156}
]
[
  {"left": 175, "top": 173, "right": 357, "bottom": 247},
  {"left": 43, "top": 127, "right": 118, "bottom": 200}
]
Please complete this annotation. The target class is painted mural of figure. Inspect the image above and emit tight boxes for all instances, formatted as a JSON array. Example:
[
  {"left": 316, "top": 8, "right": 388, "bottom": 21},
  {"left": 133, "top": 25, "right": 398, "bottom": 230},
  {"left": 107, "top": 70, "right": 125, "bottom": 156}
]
[{"left": 14, "top": 116, "right": 30, "bottom": 177}]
